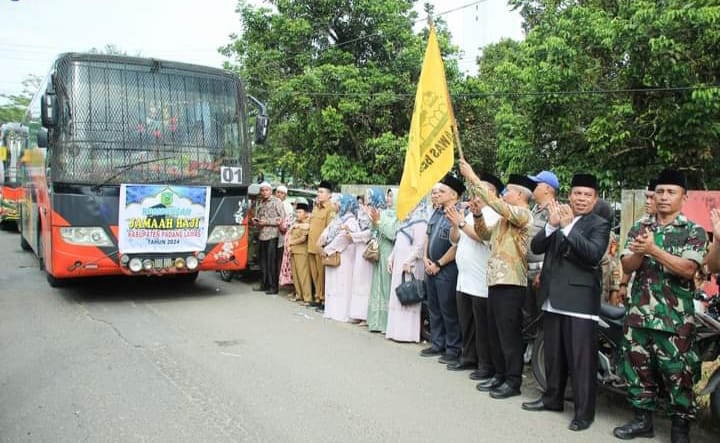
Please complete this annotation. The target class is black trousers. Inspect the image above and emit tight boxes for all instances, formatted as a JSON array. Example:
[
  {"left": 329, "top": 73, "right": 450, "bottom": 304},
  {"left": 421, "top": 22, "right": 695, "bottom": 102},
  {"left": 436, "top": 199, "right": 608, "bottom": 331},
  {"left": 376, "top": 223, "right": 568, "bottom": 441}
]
[
  {"left": 456, "top": 291, "right": 478, "bottom": 365},
  {"left": 426, "top": 265, "right": 461, "bottom": 357},
  {"left": 457, "top": 292, "right": 494, "bottom": 372},
  {"left": 522, "top": 275, "right": 541, "bottom": 342},
  {"left": 541, "top": 311, "right": 598, "bottom": 422},
  {"left": 487, "top": 285, "right": 525, "bottom": 389},
  {"left": 258, "top": 238, "right": 279, "bottom": 291}
]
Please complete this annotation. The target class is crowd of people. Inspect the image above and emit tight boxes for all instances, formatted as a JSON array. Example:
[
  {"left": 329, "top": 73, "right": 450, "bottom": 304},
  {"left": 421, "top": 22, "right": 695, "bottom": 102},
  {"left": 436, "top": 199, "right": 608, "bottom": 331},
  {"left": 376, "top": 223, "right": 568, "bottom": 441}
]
[{"left": 248, "top": 166, "right": 720, "bottom": 443}]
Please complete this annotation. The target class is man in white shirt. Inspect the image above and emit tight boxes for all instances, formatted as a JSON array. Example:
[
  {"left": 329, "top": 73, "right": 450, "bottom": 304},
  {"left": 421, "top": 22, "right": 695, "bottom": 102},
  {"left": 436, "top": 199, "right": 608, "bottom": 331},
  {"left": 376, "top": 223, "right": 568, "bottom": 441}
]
[
  {"left": 521, "top": 174, "right": 610, "bottom": 432},
  {"left": 444, "top": 173, "right": 502, "bottom": 382}
]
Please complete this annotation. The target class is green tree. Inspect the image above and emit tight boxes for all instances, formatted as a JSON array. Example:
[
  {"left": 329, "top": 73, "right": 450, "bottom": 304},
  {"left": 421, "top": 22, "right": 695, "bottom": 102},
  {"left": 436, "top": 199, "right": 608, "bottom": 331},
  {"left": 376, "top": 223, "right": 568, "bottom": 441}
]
[
  {"left": 477, "top": 0, "right": 720, "bottom": 192},
  {"left": 222, "top": 0, "right": 462, "bottom": 185},
  {"left": 88, "top": 44, "right": 139, "bottom": 56},
  {"left": 0, "top": 75, "right": 42, "bottom": 124}
]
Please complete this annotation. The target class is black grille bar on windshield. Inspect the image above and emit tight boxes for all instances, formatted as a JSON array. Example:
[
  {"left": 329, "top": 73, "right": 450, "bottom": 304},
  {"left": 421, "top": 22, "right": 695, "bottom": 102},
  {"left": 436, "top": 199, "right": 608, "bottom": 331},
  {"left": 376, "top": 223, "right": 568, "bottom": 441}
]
[{"left": 52, "top": 57, "right": 245, "bottom": 185}]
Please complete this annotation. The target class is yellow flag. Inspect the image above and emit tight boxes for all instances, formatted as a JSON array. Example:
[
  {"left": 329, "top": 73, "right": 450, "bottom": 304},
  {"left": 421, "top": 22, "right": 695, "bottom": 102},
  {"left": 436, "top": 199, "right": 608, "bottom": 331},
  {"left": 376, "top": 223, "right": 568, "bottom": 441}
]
[{"left": 397, "top": 27, "right": 455, "bottom": 221}]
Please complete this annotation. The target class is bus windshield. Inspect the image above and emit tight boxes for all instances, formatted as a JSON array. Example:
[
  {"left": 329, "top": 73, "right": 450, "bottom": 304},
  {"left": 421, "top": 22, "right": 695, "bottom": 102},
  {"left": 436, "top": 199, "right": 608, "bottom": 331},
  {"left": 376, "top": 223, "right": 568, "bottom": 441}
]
[{"left": 52, "top": 57, "right": 247, "bottom": 186}]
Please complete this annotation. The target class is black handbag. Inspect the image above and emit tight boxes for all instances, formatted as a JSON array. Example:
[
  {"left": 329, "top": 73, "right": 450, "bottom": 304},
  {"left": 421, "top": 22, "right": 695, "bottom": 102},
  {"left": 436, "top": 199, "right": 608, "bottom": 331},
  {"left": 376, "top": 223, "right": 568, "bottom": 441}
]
[{"left": 395, "top": 272, "right": 426, "bottom": 306}]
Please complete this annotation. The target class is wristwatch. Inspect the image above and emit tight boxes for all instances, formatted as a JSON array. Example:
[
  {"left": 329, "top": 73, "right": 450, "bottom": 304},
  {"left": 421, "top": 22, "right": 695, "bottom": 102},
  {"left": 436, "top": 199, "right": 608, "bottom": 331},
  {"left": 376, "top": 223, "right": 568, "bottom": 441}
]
[
  {"left": 458, "top": 221, "right": 467, "bottom": 229},
  {"left": 434, "top": 260, "right": 442, "bottom": 268}
]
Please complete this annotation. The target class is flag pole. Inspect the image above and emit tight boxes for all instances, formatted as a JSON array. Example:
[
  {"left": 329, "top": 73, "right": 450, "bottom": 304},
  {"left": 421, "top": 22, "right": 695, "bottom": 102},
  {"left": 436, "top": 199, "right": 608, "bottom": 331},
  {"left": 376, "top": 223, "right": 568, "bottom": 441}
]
[
  {"left": 452, "top": 117, "right": 465, "bottom": 162},
  {"left": 427, "top": 16, "right": 465, "bottom": 163}
]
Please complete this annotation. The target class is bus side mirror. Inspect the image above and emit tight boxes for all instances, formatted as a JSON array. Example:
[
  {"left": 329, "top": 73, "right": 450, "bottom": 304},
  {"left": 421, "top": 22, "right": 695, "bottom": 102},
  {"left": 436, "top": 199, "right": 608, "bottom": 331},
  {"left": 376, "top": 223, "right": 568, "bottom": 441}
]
[
  {"left": 254, "top": 114, "right": 269, "bottom": 145},
  {"left": 37, "top": 130, "right": 48, "bottom": 148},
  {"left": 41, "top": 93, "right": 58, "bottom": 128}
]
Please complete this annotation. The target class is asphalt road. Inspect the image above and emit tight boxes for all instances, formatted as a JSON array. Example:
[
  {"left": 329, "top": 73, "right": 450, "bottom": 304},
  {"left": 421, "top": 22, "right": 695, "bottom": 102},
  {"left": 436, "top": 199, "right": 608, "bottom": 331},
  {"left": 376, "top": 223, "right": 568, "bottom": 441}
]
[{"left": 0, "top": 228, "right": 718, "bottom": 442}]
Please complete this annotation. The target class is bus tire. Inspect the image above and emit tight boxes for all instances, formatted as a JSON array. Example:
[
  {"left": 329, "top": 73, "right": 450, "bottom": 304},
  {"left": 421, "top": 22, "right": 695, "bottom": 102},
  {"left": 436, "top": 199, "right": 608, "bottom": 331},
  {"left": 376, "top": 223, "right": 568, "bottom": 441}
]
[
  {"left": 37, "top": 227, "right": 44, "bottom": 270},
  {"left": 0, "top": 220, "right": 16, "bottom": 231},
  {"left": 46, "top": 272, "right": 71, "bottom": 288},
  {"left": 20, "top": 233, "right": 31, "bottom": 251}
]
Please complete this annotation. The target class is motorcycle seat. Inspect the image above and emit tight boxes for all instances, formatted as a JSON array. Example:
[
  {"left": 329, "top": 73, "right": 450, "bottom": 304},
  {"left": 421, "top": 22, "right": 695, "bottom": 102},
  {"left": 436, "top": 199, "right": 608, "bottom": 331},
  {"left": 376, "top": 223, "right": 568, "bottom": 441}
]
[{"left": 600, "top": 303, "right": 626, "bottom": 320}]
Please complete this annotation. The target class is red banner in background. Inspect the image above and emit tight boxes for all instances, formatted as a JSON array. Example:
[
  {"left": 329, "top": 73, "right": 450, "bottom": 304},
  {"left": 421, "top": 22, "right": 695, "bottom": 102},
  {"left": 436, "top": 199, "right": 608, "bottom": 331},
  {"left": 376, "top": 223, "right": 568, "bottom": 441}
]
[{"left": 684, "top": 191, "right": 720, "bottom": 296}]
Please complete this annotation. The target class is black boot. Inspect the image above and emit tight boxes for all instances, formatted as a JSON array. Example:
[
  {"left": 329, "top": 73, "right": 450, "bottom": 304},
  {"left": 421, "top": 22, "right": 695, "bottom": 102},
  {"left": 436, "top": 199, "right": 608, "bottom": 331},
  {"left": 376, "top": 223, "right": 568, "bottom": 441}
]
[
  {"left": 670, "top": 416, "right": 690, "bottom": 443},
  {"left": 613, "top": 408, "right": 654, "bottom": 440}
]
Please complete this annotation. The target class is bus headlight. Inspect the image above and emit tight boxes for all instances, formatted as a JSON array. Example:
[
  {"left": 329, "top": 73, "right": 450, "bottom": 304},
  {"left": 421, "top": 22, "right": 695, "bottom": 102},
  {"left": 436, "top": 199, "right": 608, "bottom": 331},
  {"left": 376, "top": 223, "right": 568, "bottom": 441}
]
[
  {"left": 174, "top": 257, "right": 186, "bottom": 269},
  {"left": 207, "top": 225, "right": 246, "bottom": 243},
  {"left": 60, "top": 227, "right": 113, "bottom": 246},
  {"left": 186, "top": 256, "right": 199, "bottom": 270},
  {"left": 128, "top": 258, "right": 142, "bottom": 273},
  {"left": 142, "top": 259, "right": 153, "bottom": 271}
]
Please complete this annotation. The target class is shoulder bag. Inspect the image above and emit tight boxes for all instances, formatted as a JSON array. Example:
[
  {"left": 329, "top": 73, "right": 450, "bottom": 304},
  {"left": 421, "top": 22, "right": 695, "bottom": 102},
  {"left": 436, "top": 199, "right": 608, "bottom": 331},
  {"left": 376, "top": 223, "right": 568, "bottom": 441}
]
[
  {"left": 395, "top": 272, "right": 426, "bottom": 306},
  {"left": 322, "top": 252, "right": 341, "bottom": 267},
  {"left": 362, "top": 237, "right": 380, "bottom": 263}
]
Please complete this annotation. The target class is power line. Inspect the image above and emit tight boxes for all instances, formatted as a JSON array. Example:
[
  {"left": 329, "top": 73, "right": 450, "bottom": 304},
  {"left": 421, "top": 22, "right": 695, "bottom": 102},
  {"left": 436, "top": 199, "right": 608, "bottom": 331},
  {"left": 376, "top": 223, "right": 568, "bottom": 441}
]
[{"left": 252, "top": 84, "right": 720, "bottom": 100}]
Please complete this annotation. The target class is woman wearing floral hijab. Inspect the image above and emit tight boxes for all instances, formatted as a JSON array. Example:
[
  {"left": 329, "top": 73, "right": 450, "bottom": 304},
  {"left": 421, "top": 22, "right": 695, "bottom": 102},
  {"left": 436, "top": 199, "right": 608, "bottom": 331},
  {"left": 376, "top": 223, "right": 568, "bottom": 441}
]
[
  {"left": 367, "top": 189, "right": 400, "bottom": 333},
  {"left": 348, "top": 188, "right": 385, "bottom": 322},
  {"left": 320, "top": 194, "right": 359, "bottom": 322},
  {"left": 386, "top": 200, "right": 428, "bottom": 342}
]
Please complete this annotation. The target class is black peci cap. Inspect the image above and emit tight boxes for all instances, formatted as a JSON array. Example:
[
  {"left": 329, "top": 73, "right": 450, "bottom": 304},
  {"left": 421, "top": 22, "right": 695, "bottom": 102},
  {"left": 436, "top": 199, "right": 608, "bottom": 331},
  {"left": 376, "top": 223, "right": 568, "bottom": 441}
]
[
  {"left": 571, "top": 173, "right": 598, "bottom": 190},
  {"left": 480, "top": 172, "right": 505, "bottom": 196},
  {"left": 507, "top": 174, "right": 537, "bottom": 192},
  {"left": 647, "top": 178, "right": 658, "bottom": 191},
  {"left": 318, "top": 180, "right": 334, "bottom": 192},
  {"left": 295, "top": 202, "right": 309, "bottom": 212},
  {"left": 441, "top": 173, "right": 466, "bottom": 196},
  {"left": 656, "top": 169, "right": 687, "bottom": 190}
]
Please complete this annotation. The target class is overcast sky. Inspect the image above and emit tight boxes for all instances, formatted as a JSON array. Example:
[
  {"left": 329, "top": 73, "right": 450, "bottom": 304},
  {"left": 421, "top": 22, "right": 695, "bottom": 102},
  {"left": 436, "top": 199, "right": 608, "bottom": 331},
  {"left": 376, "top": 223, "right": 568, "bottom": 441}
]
[{"left": 0, "top": 0, "right": 523, "bottom": 102}]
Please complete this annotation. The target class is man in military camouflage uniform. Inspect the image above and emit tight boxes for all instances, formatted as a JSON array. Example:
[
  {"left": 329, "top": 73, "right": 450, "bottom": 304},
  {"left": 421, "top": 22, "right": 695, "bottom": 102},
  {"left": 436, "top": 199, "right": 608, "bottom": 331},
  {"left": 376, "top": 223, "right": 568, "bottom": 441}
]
[
  {"left": 614, "top": 170, "right": 708, "bottom": 443},
  {"left": 593, "top": 199, "right": 622, "bottom": 304},
  {"left": 618, "top": 179, "right": 658, "bottom": 303}
]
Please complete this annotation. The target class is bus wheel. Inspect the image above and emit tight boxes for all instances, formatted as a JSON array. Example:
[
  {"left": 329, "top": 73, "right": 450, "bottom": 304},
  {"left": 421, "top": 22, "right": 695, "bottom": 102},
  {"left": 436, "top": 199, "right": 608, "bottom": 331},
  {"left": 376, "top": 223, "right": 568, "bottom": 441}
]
[
  {"left": 20, "top": 233, "right": 32, "bottom": 251},
  {"left": 37, "top": 229, "right": 44, "bottom": 270},
  {"left": 46, "top": 272, "right": 71, "bottom": 288},
  {"left": 0, "top": 220, "right": 16, "bottom": 231}
]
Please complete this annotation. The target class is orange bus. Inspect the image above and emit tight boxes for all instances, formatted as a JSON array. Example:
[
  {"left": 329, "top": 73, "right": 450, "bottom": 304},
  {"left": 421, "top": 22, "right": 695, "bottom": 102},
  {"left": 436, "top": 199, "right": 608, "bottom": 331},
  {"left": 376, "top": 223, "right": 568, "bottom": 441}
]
[
  {"left": 0, "top": 122, "right": 29, "bottom": 229},
  {"left": 20, "top": 53, "right": 268, "bottom": 287}
]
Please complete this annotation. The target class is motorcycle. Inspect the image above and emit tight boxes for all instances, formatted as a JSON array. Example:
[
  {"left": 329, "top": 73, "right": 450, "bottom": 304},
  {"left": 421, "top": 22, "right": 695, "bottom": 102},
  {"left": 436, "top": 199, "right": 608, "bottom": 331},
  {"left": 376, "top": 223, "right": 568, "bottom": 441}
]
[
  {"left": 218, "top": 268, "right": 239, "bottom": 282},
  {"left": 530, "top": 296, "right": 720, "bottom": 421}
]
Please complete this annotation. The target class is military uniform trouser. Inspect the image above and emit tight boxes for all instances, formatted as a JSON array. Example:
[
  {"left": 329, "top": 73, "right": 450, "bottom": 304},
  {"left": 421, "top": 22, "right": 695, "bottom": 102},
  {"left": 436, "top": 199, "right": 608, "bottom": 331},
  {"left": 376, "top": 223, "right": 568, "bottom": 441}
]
[{"left": 621, "top": 326, "right": 700, "bottom": 419}]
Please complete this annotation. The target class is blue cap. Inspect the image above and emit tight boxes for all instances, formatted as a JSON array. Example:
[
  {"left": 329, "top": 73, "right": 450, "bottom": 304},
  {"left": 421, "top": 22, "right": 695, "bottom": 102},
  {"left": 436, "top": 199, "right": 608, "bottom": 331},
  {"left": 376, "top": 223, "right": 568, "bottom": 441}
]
[{"left": 528, "top": 170, "right": 560, "bottom": 190}]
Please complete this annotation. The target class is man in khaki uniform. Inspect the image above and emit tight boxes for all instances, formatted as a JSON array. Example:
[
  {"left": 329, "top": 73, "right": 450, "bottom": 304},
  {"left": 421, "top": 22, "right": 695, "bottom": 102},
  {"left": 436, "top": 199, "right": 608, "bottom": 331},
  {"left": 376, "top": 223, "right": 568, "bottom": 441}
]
[
  {"left": 307, "top": 180, "right": 335, "bottom": 310},
  {"left": 289, "top": 202, "right": 312, "bottom": 303}
]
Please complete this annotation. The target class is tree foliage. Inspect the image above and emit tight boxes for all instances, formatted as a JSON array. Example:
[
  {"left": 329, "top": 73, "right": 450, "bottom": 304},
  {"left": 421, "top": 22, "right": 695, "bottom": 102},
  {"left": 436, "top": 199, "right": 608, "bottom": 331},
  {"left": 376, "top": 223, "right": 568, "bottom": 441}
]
[
  {"left": 88, "top": 44, "right": 132, "bottom": 56},
  {"left": 481, "top": 0, "right": 720, "bottom": 192},
  {"left": 0, "top": 75, "right": 41, "bottom": 124},
  {"left": 222, "top": 0, "right": 720, "bottom": 191},
  {"left": 222, "top": 0, "right": 461, "bottom": 185}
]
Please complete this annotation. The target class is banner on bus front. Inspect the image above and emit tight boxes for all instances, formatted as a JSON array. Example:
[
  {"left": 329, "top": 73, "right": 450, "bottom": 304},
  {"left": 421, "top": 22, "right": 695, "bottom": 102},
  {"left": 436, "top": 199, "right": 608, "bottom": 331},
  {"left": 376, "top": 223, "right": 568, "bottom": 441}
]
[{"left": 118, "top": 184, "right": 211, "bottom": 253}]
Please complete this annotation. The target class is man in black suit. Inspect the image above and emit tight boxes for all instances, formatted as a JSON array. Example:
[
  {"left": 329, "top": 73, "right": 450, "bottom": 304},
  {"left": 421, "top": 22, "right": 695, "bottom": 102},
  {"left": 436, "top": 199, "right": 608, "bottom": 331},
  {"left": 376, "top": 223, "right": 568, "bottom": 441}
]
[{"left": 521, "top": 174, "right": 610, "bottom": 432}]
